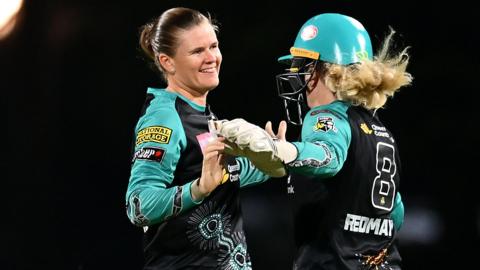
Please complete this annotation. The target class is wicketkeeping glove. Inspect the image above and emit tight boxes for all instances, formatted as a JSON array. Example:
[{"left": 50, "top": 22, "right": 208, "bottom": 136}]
[{"left": 212, "top": 118, "right": 297, "bottom": 177}]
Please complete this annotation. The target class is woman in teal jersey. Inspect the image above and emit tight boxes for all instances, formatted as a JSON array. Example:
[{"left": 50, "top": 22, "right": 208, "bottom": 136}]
[
  {"left": 215, "top": 13, "right": 412, "bottom": 270},
  {"left": 126, "top": 7, "right": 268, "bottom": 269}
]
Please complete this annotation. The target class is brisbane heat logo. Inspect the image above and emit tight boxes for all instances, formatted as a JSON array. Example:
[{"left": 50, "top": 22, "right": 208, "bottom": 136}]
[
  {"left": 313, "top": 116, "right": 337, "bottom": 133},
  {"left": 301, "top": 25, "right": 318, "bottom": 41}
]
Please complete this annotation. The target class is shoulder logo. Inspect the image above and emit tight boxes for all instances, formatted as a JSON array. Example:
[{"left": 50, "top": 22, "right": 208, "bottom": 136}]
[
  {"left": 136, "top": 126, "right": 172, "bottom": 145},
  {"left": 301, "top": 25, "right": 318, "bottom": 41},
  {"left": 313, "top": 116, "right": 337, "bottom": 133},
  {"left": 360, "top": 123, "right": 373, "bottom": 134},
  {"left": 132, "top": 147, "right": 165, "bottom": 163}
]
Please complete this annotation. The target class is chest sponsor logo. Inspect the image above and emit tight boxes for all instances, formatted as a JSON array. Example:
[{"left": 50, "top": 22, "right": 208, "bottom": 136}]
[
  {"left": 360, "top": 123, "right": 373, "bottom": 134},
  {"left": 344, "top": 213, "right": 394, "bottom": 237},
  {"left": 132, "top": 147, "right": 165, "bottom": 163},
  {"left": 313, "top": 116, "right": 337, "bottom": 133},
  {"left": 221, "top": 161, "right": 240, "bottom": 183},
  {"left": 136, "top": 126, "right": 172, "bottom": 145},
  {"left": 360, "top": 123, "right": 394, "bottom": 142},
  {"left": 371, "top": 124, "right": 389, "bottom": 138}
]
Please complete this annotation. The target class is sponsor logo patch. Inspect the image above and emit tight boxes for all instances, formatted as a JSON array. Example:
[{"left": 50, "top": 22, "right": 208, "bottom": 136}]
[
  {"left": 360, "top": 123, "right": 373, "bottom": 134},
  {"left": 355, "top": 50, "right": 369, "bottom": 61},
  {"left": 220, "top": 159, "right": 241, "bottom": 184},
  {"left": 221, "top": 168, "right": 230, "bottom": 184},
  {"left": 136, "top": 126, "right": 172, "bottom": 145},
  {"left": 301, "top": 25, "right": 318, "bottom": 41},
  {"left": 313, "top": 116, "right": 337, "bottom": 133},
  {"left": 132, "top": 147, "right": 165, "bottom": 163}
]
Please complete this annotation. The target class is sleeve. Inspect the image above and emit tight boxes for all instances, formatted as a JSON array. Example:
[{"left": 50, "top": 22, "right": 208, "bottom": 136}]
[
  {"left": 390, "top": 192, "right": 404, "bottom": 230},
  {"left": 235, "top": 157, "right": 270, "bottom": 188},
  {"left": 125, "top": 108, "right": 201, "bottom": 227},
  {"left": 286, "top": 109, "right": 351, "bottom": 178}
]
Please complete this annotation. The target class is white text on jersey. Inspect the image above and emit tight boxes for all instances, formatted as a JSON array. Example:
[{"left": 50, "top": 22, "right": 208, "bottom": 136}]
[{"left": 344, "top": 213, "right": 393, "bottom": 237}]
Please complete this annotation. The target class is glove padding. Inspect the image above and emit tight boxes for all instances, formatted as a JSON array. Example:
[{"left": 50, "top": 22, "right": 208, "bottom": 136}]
[{"left": 213, "top": 118, "right": 297, "bottom": 177}]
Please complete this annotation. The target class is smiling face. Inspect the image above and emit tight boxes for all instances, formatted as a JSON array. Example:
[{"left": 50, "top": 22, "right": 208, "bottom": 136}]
[{"left": 161, "top": 20, "right": 222, "bottom": 95}]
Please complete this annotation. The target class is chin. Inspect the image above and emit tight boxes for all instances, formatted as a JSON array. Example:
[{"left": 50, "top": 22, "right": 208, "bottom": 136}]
[{"left": 203, "top": 79, "right": 220, "bottom": 91}]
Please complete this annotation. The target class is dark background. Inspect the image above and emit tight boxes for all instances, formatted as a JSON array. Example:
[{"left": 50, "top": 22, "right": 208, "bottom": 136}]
[{"left": 4, "top": 0, "right": 479, "bottom": 269}]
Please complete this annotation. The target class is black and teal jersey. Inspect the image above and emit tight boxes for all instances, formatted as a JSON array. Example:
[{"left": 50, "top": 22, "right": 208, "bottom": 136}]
[
  {"left": 287, "top": 101, "right": 404, "bottom": 270},
  {"left": 126, "top": 88, "right": 268, "bottom": 270}
]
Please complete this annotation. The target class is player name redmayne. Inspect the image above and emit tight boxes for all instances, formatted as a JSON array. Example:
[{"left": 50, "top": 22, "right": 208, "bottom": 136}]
[{"left": 344, "top": 213, "right": 394, "bottom": 237}]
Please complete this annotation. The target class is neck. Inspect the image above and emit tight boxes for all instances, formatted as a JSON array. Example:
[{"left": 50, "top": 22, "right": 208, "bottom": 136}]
[
  {"left": 166, "top": 81, "right": 208, "bottom": 106},
  {"left": 306, "top": 81, "right": 336, "bottom": 108}
]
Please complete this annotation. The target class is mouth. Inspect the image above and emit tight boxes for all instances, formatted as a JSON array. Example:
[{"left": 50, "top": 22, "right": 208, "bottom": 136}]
[{"left": 199, "top": 67, "right": 217, "bottom": 73}]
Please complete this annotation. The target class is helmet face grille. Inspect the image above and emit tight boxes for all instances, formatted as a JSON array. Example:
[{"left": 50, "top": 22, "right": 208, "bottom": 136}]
[{"left": 276, "top": 59, "right": 318, "bottom": 125}]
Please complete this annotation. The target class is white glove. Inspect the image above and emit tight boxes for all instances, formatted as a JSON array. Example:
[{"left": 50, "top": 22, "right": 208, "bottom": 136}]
[{"left": 213, "top": 119, "right": 297, "bottom": 177}]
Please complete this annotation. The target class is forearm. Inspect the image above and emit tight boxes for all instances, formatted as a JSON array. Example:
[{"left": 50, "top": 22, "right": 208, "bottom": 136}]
[
  {"left": 287, "top": 140, "right": 344, "bottom": 178},
  {"left": 236, "top": 157, "right": 270, "bottom": 188},
  {"left": 126, "top": 179, "right": 200, "bottom": 226}
]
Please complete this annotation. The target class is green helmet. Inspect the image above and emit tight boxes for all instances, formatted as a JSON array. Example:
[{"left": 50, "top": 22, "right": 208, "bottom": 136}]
[
  {"left": 276, "top": 13, "right": 373, "bottom": 125},
  {"left": 278, "top": 13, "right": 373, "bottom": 65}
]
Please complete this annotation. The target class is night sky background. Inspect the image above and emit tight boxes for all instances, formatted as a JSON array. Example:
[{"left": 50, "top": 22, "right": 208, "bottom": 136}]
[{"left": 4, "top": 0, "right": 479, "bottom": 269}]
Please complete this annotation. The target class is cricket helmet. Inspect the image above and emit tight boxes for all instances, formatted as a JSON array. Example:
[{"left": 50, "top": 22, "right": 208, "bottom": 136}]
[{"left": 276, "top": 13, "right": 373, "bottom": 125}]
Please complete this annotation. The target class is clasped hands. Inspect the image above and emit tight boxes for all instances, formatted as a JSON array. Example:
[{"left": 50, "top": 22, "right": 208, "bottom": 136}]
[
  {"left": 192, "top": 118, "right": 298, "bottom": 201},
  {"left": 212, "top": 118, "right": 297, "bottom": 177}
]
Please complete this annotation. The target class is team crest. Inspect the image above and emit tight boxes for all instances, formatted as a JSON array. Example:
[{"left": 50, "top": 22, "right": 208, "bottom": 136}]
[
  {"left": 313, "top": 116, "right": 337, "bottom": 133},
  {"left": 301, "top": 25, "right": 318, "bottom": 41}
]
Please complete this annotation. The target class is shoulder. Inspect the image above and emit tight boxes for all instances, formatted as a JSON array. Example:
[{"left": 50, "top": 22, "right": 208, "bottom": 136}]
[
  {"left": 303, "top": 101, "right": 351, "bottom": 134},
  {"left": 135, "top": 88, "right": 185, "bottom": 145},
  {"left": 144, "top": 88, "right": 177, "bottom": 114},
  {"left": 138, "top": 88, "right": 180, "bottom": 127}
]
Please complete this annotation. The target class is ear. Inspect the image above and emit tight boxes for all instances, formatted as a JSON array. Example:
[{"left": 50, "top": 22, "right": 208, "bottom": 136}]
[
  {"left": 158, "top": 53, "right": 175, "bottom": 74},
  {"left": 307, "top": 71, "right": 320, "bottom": 92}
]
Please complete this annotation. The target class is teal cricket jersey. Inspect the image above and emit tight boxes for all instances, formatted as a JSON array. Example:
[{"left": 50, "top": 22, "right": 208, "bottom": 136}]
[
  {"left": 286, "top": 101, "right": 404, "bottom": 270},
  {"left": 126, "top": 88, "right": 268, "bottom": 270}
]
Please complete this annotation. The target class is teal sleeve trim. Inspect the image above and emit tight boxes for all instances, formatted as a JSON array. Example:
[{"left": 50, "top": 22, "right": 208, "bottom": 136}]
[
  {"left": 289, "top": 140, "right": 343, "bottom": 178},
  {"left": 126, "top": 180, "right": 203, "bottom": 227},
  {"left": 126, "top": 184, "right": 177, "bottom": 226},
  {"left": 391, "top": 192, "right": 404, "bottom": 230},
  {"left": 237, "top": 157, "right": 270, "bottom": 188}
]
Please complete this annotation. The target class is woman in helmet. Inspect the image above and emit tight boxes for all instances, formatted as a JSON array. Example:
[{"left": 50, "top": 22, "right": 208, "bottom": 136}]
[{"left": 215, "top": 13, "right": 412, "bottom": 269}]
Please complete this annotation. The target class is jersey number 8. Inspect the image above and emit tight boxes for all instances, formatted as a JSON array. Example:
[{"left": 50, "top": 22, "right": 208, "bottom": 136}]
[{"left": 371, "top": 142, "right": 396, "bottom": 211}]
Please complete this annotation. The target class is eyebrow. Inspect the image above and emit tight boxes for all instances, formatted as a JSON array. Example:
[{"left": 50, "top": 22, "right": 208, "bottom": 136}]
[{"left": 188, "top": 41, "right": 218, "bottom": 54}]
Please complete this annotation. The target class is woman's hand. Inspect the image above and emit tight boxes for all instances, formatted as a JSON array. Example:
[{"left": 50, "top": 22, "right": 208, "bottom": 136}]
[
  {"left": 191, "top": 137, "right": 226, "bottom": 201},
  {"left": 265, "top": 120, "right": 287, "bottom": 140}
]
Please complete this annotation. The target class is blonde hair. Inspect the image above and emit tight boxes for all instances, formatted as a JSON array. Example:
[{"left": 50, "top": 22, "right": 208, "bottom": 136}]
[{"left": 323, "top": 29, "right": 413, "bottom": 109}]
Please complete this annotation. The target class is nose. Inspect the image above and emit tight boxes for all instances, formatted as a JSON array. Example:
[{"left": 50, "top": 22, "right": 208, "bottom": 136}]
[{"left": 204, "top": 49, "right": 216, "bottom": 63}]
